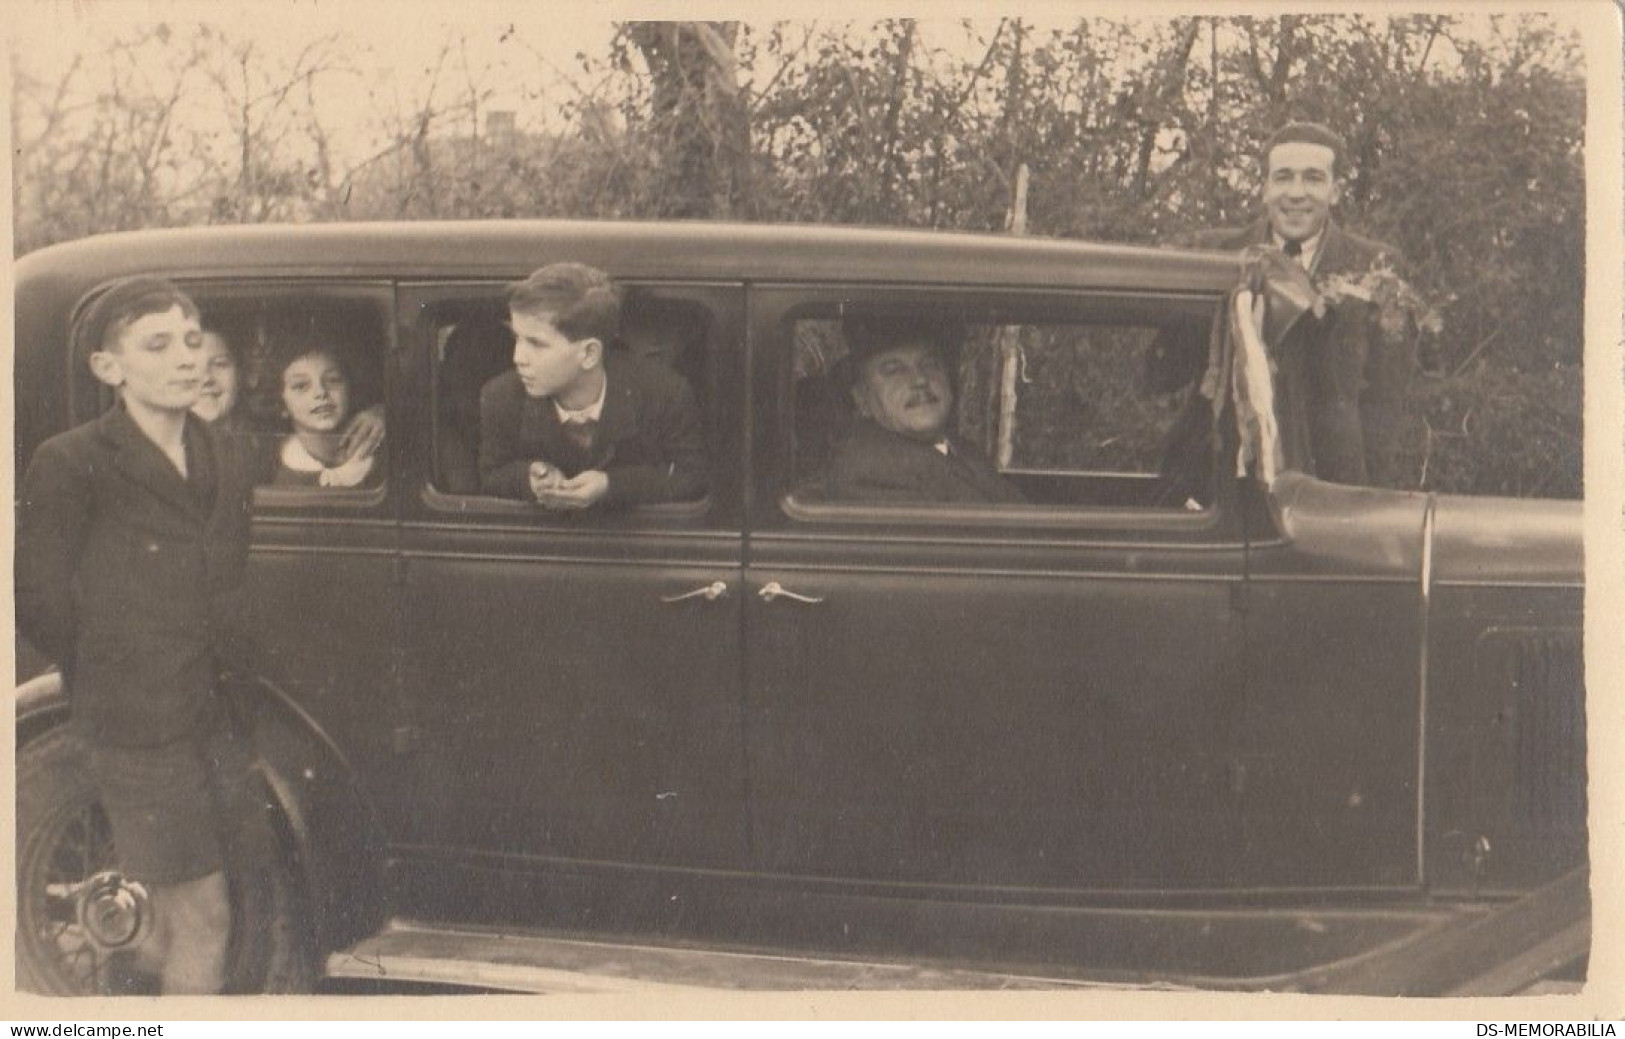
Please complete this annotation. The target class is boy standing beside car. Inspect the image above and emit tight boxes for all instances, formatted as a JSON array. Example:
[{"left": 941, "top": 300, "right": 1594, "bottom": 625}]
[
  {"left": 478, "top": 262, "right": 708, "bottom": 509},
  {"left": 15, "top": 276, "right": 255, "bottom": 994}
]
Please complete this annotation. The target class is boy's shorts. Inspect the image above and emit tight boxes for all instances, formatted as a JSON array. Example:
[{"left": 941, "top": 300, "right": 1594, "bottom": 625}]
[{"left": 84, "top": 721, "right": 255, "bottom": 887}]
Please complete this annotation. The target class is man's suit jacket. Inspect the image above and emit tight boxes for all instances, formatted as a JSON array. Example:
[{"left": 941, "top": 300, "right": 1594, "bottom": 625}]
[
  {"left": 478, "top": 350, "right": 708, "bottom": 507},
  {"left": 1192, "top": 219, "right": 1415, "bottom": 487},
  {"left": 824, "top": 419, "right": 1027, "bottom": 505},
  {"left": 15, "top": 405, "right": 254, "bottom": 748}
]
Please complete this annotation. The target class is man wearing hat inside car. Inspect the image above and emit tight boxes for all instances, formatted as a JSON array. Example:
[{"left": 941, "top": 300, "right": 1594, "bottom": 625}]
[{"left": 824, "top": 314, "right": 1025, "bottom": 505}]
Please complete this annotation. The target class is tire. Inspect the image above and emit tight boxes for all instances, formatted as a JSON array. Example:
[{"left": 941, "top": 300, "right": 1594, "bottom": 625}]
[{"left": 16, "top": 726, "right": 315, "bottom": 994}]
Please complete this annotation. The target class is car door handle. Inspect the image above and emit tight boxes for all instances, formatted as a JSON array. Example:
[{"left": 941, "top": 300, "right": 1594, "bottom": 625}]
[
  {"left": 660, "top": 581, "right": 729, "bottom": 604},
  {"left": 758, "top": 581, "right": 825, "bottom": 605}
]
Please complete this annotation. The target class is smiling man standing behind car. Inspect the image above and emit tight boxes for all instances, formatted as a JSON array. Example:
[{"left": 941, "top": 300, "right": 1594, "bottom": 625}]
[{"left": 1193, "top": 121, "right": 1415, "bottom": 487}]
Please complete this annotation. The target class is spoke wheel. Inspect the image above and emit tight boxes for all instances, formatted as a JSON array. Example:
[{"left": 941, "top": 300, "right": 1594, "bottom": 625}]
[
  {"left": 17, "top": 726, "right": 315, "bottom": 994},
  {"left": 16, "top": 731, "right": 123, "bottom": 994}
]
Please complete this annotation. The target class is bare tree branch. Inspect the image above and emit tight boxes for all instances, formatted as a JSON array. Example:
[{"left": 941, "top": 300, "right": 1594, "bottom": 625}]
[{"left": 1131, "top": 19, "right": 1201, "bottom": 200}]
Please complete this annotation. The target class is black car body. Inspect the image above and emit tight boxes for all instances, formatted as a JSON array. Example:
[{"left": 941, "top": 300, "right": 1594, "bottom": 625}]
[{"left": 13, "top": 221, "right": 1587, "bottom": 994}]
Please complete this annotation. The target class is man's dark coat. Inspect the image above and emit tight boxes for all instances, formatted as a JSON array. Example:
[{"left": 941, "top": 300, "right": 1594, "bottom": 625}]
[
  {"left": 15, "top": 405, "right": 254, "bottom": 748},
  {"left": 824, "top": 419, "right": 1027, "bottom": 505},
  {"left": 1193, "top": 219, "right": 1415, "bottom": 487},
  {"left": 478, "top": 350, "right": 708, "bottom": 507}
]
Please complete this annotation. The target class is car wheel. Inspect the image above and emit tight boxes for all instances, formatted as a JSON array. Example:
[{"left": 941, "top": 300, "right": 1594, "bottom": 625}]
[{"left": 16, "top": 726, "right": 315, "bottom": 994}]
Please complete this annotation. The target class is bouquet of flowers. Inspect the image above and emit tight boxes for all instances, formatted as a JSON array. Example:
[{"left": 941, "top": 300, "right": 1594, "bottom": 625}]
[
  {"left": 1313, "top": 257, "right": 1445, "bottom": 340},
  {"left": 1235, "top": 244, "right": 1443, "bottom": 345}
]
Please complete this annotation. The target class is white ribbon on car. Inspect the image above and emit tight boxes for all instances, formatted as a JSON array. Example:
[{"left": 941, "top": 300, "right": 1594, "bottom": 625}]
[
  {"left": 1216, "top": 245, "right": 1318, "bottom": 490},
  {"left": 1229, "top": 287, "right": 1283, "bottom": 487}
]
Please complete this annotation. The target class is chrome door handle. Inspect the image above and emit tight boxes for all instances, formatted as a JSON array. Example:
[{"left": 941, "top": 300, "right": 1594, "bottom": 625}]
[
  {"left": 758, "top": 581, "right": 825, "bottom": 605},
  {"left": 660, "top": 581, "right": 729, "bottom": 604}
]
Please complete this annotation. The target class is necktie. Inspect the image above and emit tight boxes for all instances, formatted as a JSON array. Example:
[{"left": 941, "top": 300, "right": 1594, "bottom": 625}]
[
  {"left": 563, "top": 418, "right": 597, "bottom": 454},
  {"left": 1283, "top": 239, "right": 1304, "bottom": 265}
]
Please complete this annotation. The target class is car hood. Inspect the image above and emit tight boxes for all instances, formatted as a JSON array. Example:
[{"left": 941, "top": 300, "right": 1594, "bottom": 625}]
[
  {"left": 1265, "top": 473, "right": 1431, "bottom": 576},
  {"left": 1429, "top": 491, "right": 1582, "bottom": 586},
  {"left": 1264, "top": 474, "right": 1581, "bottom": 587}
]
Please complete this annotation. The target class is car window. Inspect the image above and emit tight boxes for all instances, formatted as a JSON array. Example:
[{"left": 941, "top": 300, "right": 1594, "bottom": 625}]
[
  {"left": 421, "top": 288, "right": 717, "bottom": 525},
  {"left": 992, "top": 323, "right": 1191, "bottom": 479},
  {"left": 185, "top": 285, "right": 391, "bottom": 508},
  {"left": 787, "top": 300, "right": 1216, "bottom": 515}
]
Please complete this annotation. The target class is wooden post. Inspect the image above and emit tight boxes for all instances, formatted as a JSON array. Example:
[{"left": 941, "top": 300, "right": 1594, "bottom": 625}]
[
  {"left": 1006, "top": 163, "right": 1030, "bottom": 235},
  {"left": 996, "top": 163, "right": 1030, "bottom": 469}
]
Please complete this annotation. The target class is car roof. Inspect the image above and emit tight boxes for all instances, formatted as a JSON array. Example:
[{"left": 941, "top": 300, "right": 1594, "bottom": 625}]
[{"left": 16, "top": 219, "right": 1241, "bottom": 295}]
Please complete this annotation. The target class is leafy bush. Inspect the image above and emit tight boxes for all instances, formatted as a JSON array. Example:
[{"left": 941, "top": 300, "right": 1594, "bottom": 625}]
[
  {"left": 1405, "top": 364, "right": 1582, "bottom": 498},
  {"left": 12, "top": 15, "right": 1584, "bottom": 498}
]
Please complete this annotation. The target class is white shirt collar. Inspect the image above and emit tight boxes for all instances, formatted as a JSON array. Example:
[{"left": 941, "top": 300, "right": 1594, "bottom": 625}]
[
  {"left": 280, "top": 435, "right": 325, "bottom": 472},
  {"left": 1272, "top": 227, "right": 1325, "bottom": 272},
  {"left": 554, "top": 374, "right": 608, "bottom": 425},
  {"left": 281, "top": 435, "right": 375, "bottom": 487}
]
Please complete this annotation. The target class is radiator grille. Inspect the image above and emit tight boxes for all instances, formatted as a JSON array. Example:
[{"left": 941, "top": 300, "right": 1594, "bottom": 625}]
[{"left": 1499, "top": 632, "right": 1587, "bottom": 833}]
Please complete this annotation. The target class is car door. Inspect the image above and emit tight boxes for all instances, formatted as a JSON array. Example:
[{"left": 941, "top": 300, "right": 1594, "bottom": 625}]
[
  {"left": 393, "top": 279, "right": 749, "bottom": 871},
  {"left": 185, "top": 281, "right": 406, "bottom": 814},
  {"left": 1235, "top": 477, "right": 1430, "bottom": 889},
  {"left": 743, "top": 285, "right": 1256, "bottom": 889}
]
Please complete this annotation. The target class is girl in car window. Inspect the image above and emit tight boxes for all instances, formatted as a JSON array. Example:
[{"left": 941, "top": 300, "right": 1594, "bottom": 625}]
[
  {"left": 270, "top": 345, "right": 383, "bottom": 488},
  {"left": 196, "top": 329, "right": 386, "bottom": 487}
]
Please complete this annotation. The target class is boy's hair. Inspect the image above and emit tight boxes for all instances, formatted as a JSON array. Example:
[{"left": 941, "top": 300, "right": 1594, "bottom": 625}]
[
  {"left": 73, "top": 275, "right": 200, "bottom": 368},
  {"left": 506, "top": 263, "right": 621, "bottom": 346},
  {"left": 1262, "top": 121, "right": 1348, "bottom": 177}
]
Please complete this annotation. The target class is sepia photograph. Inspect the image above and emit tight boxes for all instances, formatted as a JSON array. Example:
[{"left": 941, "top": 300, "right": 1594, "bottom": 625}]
[{"left": 5, "top": 0, "right": 1618, "bottom": 1017}]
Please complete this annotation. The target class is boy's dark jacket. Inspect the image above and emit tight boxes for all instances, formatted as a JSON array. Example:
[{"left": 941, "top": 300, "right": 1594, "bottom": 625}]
[
  {"left": 16, "top": 405, "right": 254, "bottom": 748},
  {"left": 477, "top": 350, "right": 708, "bottom": 507}
]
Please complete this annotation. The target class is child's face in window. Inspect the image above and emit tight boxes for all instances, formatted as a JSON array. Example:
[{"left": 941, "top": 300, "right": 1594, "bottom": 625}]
[
  {"left": 281, "top": 351, "right": 351, "bottom": 436},
  {"left": 192, "top": 332, "right": 240, "bottom": 424},
  {"left": 508, "top": 308, "right": 595, "bottom": 400},
  {"left": 92, "top": 305, "right": 206, "bottom": 414}
]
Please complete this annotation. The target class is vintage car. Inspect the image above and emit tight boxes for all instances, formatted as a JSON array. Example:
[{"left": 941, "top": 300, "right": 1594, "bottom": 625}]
[{"left": 13, "top": 221, "right": 1587, "bottom": 995}]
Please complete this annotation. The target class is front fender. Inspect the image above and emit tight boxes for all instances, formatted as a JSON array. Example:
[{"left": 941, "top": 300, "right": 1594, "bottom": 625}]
[
  {"left": 14, "top": 669, "right": 387, "bottom": 957},
  {"left": 223, "top": 674, "right": 389, "bottom": 956},
  {"left": 15, "top": 669, "right": 69, "bottom": 748}
]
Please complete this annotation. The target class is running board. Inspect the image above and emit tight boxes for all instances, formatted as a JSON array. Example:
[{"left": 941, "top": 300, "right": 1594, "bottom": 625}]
[{"left": 325, "top": 920, "right": 1141, "bottom": 993}]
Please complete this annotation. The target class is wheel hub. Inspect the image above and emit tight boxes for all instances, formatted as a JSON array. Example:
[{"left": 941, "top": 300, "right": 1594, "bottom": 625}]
[{"left": 75, "top": 871, "right": 150, "bottom": 952}]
